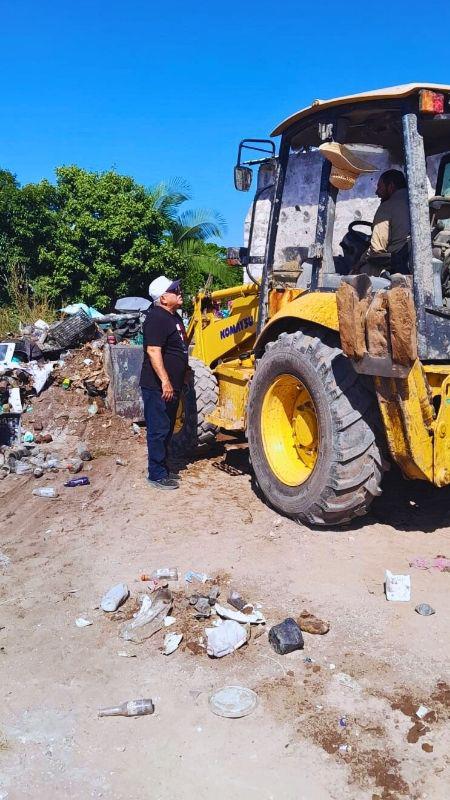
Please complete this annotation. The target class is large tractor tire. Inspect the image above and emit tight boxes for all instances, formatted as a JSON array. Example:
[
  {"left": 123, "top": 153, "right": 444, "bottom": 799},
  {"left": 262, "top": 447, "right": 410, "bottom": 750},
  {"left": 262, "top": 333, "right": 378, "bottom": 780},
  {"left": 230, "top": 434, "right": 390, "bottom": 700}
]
[
  {"left": 247, "top": 330, "right": 386, "bottom": 526},
  {"left": 170, "top": 357, "right": 219, "bottom": 459}
]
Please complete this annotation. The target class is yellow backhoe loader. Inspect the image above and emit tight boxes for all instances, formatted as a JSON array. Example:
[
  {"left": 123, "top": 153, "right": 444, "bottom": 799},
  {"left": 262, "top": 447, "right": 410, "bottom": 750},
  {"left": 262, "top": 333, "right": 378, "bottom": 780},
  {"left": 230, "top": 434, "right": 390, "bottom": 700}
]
[{"left": 172, "top": 83, "right": 450, "bottom": 526}]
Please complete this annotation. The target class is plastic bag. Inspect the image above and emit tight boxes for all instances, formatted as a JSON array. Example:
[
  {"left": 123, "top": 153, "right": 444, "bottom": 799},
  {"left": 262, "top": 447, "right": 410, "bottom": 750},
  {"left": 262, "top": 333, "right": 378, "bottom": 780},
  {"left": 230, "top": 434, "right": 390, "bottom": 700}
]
[{"left": 120, "top": 589, "right": 172, "bottom": 643}]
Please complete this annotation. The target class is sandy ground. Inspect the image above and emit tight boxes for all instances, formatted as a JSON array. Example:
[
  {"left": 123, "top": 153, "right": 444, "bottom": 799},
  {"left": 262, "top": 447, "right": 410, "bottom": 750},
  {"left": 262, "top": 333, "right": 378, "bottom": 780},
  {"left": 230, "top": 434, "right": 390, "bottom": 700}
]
[{"left": 1, "top": 381, "right": 450, "bottom": 800}]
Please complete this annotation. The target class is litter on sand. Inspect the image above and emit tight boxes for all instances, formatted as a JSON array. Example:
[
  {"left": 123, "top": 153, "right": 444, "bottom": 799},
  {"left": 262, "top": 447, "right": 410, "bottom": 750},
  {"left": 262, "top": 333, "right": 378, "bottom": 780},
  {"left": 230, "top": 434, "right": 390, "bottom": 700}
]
[
  {"left": 163, "top": 632, "right": 183, "bottom": 655},
  {"left": 120, "top": 589, "right": 172, "bottom": 643},
  {"left": 184, "top": 570, "right": 210, "bottom": 583},
  {"left": 98, "top": 698, "right": 154, "bottom": 717},
  {"left": 209, "top": 686, "right": 258, "bottom": 718},
  {"left": 205, "top": 619, "right": 249, "bottom": 658},
  {"left": 75, "top": 617, "right": 93, "bottom": 627},
  {"left": 409, "top": 556, "right": 450, "bottom": 572},
  {"left": 214, "top": 602, "right": 266, "bottom": 624},
  {"left": 101, "top": 583, "right": 129, "bottom": 612},
  {"left": 415, "top": 603, "right": 435, "bottom": 616},
  {"left": 385, "top": 570, "right": 411, "bottom": 602}
]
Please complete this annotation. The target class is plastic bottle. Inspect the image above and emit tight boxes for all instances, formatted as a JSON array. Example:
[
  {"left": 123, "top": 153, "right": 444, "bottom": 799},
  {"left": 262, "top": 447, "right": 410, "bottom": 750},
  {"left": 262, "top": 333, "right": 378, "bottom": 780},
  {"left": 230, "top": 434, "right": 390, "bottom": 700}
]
[
  {"left": 32, "top": 487, "right": 59, "bottom": 499},
  {"left": 98, "top": 698, "right": 154, "bottom": 717},
  {"left": 101, "top": 583, "right": 129, "bottom": 612},
  {"left": 150, "top": 567, "right": 178, "bottom": 581},
  {"left": 64, "top": 476, "right": 90, "bottom": 487}
]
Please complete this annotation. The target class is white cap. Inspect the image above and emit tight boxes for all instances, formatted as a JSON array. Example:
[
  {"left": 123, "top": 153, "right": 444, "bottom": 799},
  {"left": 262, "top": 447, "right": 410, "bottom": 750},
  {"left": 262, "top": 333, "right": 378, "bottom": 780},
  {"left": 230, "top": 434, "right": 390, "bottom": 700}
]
[{"left": 148, "top": 275, "right": 179, "bottom": 302}]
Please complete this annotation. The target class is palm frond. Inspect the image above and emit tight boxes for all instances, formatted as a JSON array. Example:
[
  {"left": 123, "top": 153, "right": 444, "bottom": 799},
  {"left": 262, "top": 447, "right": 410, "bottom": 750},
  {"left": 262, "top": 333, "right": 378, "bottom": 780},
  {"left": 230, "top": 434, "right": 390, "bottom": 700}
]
[
  {"left": 173, "top": 209, "right": 227, "bottom": 244},
  {"left": 147, "top": 178, "right": 191, "bottom": 219}
]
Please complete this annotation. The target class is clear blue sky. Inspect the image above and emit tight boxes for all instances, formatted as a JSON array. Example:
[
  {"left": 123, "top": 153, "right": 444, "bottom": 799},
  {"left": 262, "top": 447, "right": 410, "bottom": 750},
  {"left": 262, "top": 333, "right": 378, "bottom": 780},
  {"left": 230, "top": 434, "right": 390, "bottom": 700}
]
[{"left": 2, "top": 0, "right": 449, "bottom": 245}]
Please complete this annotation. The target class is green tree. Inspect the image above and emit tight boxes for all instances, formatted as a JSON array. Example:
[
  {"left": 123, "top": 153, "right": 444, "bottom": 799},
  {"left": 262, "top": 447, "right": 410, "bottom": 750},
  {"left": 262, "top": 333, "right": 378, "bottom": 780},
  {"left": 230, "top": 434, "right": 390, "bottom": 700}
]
[
  {"left": 33, "top": 166, "right": 188, "bottom": 308},
  {"left": 0, "top": 169, "right": 57, "bottom": 303},
  {"left": 0, "top": 167, "right": 235, "bottom": 311}
]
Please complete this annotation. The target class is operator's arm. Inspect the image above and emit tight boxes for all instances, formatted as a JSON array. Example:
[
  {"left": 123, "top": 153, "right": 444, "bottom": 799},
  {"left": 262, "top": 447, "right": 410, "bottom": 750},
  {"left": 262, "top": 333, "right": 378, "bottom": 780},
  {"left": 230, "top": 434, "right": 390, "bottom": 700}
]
[
  {"left": 146, "top": 346, "right": 174, "bottom": 401},
  {"left": 368, "top": 217, "right": 390, "bottom": 254}
]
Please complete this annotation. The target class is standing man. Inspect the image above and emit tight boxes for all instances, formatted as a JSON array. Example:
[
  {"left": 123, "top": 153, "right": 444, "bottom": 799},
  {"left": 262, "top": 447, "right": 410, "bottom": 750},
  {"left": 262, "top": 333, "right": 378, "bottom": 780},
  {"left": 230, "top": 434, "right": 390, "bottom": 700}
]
[{"left": 140, "top": 276, "right": 189, "bottom": 490}]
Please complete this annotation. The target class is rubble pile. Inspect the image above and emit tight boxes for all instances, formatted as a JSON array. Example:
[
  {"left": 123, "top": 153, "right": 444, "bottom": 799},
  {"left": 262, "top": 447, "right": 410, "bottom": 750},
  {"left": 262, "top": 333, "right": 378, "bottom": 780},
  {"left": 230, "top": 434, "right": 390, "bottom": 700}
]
[{"left": 0, "top": 300, "right": 145, "bottom": 468}]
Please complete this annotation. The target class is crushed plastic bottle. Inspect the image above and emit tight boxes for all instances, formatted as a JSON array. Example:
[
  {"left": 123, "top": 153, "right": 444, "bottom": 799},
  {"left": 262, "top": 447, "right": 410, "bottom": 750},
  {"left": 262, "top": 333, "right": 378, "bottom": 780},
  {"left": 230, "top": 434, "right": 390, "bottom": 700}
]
[
  {"left": 98, "top": 698, "right": 154, "bottom": 717},
  {"left": 150, "top": 567, "right": 178, "bottom": 581},
  {"left": 101, "top": 583, "right": 129, "bottom": 612},
  {"left": 120, "top": 589, "right": 172, "bottom": 643},
  {"left": 15, "top": 462, "right": 33, "bottom": 475},
  {"left": 32, "top": 487, "right": 59, "bottom": 499},
  {"left": 184, "top": 570, "right": 209, "bottom": 583},
  {"left": 64, "top": 476, "right": 90, "bottom": 487}
]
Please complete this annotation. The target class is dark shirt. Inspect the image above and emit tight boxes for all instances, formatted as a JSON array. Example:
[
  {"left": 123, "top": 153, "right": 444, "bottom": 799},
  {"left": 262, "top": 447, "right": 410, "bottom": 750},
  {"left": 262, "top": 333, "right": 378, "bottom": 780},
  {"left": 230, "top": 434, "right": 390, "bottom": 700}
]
[{"left": 139, "top": 305, "right": 189, "bottom": 391}]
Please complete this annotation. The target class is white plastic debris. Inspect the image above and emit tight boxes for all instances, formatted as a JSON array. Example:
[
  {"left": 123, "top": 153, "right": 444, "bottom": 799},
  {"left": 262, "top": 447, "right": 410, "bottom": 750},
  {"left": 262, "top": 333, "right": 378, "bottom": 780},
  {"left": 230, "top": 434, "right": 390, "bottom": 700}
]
[
  {"left": 214, "top": 602, "right": 266, "bottom": 625},
  {"left": 184, "top": 570, "right": 209, "bottom": 583},
  {"left": 8, "top": 387, "right": 22, "bottom": 413},
  {"left": 21, "top": 361, "right": 55, "bottom": 394},
  {"left": 336, "top": 672, "right": 360, "bottom": 691},
  {"left": 416, "top": 705, "right": 430, "bottom": 719},
  {"left": 100, "top": 583, "right": 129, "bottom": 612},
  {"left": 205, "top": 619, "right": 249, "bottom": 658},
  {"left": 33, "top": 318, "right": 50, "bottom": 332},
  {"left": 163, "top": 632, "right": 183, "bottom": 655},
  {"left": 163, "top": 616, "right": 176, "bottom": 627},
  {"left": 117, "top": 651, "right": 137, "bottom": 658},
  {"left": 385, "top": 570, "right": 411, "bottom": 602},
  {"left": 120, "top": 590, "right": 171, "bottom": 643},
  {"left": 75, "top": 617, "right": 93, "bottom": 627}
]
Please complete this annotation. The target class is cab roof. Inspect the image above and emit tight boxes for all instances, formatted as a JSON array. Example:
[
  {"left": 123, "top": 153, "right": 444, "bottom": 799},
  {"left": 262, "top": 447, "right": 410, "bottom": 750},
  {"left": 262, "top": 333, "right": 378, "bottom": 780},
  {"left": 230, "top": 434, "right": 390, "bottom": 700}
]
[{"left": 271, "top": 83, "right": 450, "bottom": 137}]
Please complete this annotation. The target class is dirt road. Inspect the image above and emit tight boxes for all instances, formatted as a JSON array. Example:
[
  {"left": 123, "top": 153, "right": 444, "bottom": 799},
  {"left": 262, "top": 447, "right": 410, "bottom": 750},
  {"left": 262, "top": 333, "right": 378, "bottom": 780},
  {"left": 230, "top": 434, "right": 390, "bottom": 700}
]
[{"left": 1, "top": 388, "right": 449, "bottom": 800}]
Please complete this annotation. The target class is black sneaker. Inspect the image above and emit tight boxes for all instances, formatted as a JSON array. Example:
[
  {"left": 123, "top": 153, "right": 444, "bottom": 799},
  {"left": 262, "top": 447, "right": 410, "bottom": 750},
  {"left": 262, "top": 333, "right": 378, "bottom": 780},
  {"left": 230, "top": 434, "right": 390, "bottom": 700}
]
[
  {"left": 168, "top": 471, "right": 181, "bottom": 481},
  {"left": 147, "top": 477, "right": 179, "bottom": 491}
]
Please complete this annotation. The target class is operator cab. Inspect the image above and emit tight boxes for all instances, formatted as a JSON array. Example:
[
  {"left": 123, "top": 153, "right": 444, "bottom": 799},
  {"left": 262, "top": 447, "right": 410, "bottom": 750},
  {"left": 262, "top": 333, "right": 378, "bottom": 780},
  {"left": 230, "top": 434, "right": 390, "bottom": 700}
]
[{"left": 233, "top": 84, "right": 450, "bottom": 359}]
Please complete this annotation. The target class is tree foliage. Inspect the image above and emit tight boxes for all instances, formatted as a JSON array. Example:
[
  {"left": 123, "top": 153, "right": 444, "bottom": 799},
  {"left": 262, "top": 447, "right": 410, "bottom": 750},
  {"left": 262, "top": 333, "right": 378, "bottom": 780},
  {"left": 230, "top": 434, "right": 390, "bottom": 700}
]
[{"left": 0, "top": 166, "right": 236, "bottom": 310}]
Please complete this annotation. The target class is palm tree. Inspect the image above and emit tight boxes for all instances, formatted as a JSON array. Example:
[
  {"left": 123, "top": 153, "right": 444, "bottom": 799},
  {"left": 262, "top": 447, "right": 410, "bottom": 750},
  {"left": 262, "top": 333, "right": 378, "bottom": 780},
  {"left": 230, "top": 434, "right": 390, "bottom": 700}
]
[{"left": 147, "top": 180, "right": 236, "bottom": 286}]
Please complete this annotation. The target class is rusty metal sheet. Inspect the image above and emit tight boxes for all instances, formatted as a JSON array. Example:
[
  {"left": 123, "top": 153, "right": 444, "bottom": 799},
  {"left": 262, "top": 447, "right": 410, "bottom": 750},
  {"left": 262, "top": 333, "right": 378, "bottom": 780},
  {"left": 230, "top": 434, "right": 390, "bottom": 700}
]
[{"left": 104, "top": 344, "right": 143, "bottom": 420}]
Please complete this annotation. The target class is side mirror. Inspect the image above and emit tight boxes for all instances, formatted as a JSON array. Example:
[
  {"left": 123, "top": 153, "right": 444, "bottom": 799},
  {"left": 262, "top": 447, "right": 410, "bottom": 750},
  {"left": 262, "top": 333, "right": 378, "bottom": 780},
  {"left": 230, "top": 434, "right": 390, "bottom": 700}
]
[
  {"left": 234, "top": 165, "right": 253, "bottom": 192},
  {"left": 226, "top": 247, "right": 249, "bottom": 266}
]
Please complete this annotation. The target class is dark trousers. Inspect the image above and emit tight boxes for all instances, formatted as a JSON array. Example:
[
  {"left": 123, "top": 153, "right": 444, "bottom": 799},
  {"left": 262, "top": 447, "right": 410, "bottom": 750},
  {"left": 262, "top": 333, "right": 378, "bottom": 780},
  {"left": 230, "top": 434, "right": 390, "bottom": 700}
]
[{"left": 141, "top": 387, "right": 179, "bottom": 481}]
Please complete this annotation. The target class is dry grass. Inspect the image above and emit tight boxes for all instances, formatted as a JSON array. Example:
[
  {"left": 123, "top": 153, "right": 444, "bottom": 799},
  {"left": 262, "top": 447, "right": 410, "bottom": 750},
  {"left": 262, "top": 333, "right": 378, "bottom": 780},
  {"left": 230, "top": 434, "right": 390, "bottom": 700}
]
[{"left": 0, "top": 264, "right": 57, "bottom": 339}]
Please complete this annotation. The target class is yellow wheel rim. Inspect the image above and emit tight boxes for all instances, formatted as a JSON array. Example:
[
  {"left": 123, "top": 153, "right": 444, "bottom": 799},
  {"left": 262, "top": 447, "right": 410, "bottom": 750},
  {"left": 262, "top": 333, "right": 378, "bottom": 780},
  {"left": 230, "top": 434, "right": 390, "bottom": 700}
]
[
  {"left": 174, "top": 394, "right": 185, "bottom": 435},
  {"left": 261, "top": 374, "right": 318, "bottom": 486}
]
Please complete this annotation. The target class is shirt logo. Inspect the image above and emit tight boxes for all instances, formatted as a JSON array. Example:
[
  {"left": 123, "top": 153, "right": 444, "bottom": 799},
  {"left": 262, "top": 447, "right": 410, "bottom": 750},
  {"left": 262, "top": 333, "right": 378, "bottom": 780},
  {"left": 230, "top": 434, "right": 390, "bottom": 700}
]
[
  {"left": 176, "top": 322, "right": 188, "bottom": 352},
  {"left": 220, "top": 316, "right": 254, "bottom": 340}
]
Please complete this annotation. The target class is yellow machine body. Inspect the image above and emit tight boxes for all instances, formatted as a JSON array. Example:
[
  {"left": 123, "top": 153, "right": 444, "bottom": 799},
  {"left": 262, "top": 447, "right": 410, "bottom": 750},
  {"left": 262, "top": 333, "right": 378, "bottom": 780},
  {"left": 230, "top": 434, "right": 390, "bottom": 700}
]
[{"left": 188, "top": 283, "right": 450, "bottom": 488}]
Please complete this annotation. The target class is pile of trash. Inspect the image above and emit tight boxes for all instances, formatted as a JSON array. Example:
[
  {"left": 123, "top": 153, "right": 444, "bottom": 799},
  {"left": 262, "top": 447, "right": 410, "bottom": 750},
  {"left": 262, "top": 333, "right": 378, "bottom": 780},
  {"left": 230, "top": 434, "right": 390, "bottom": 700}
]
[
  {"left": 0, "top": 434, "right": 93, "bottom": 484},
  {"left": 81, "top": 568, "right": 331, "bottom": 720},
  {"left": 86, "top": 568, "right": 330, "bottom": 660},
  {"left": 1, "top": 297, "right": 150, "bottom": 452}
]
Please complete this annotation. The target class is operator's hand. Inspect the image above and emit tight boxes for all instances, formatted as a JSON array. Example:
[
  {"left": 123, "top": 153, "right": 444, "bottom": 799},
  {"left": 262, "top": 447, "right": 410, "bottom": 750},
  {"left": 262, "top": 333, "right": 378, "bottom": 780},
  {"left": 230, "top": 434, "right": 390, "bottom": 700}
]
[{"left": 161, "top": 379, "right": 174, "bottom": 402}]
